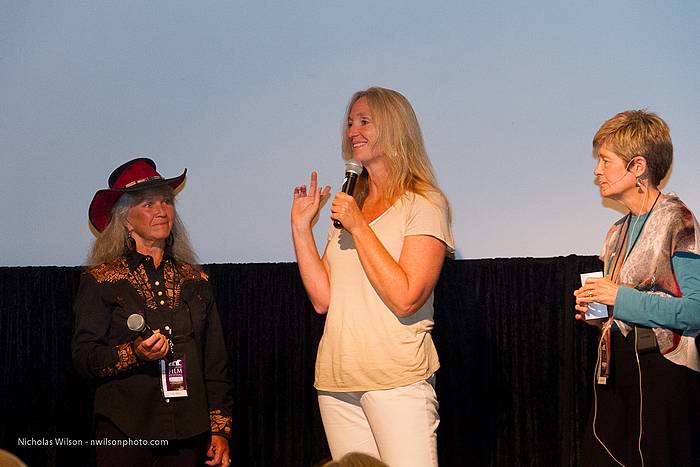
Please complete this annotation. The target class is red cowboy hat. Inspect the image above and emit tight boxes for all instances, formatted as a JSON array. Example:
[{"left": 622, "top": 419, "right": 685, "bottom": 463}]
[{"left": 88, "top": 158, "right": 186, "bottom": 232}]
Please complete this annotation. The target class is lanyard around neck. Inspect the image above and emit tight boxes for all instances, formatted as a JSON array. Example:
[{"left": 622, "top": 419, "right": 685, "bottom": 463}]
[{"left": 605, "top": 191, "right": 662, "bottom": 281}]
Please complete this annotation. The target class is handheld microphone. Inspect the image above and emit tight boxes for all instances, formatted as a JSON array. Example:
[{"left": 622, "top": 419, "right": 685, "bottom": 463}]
[
  {"left": 127, "top": 313, "right": 154, "bottom": 339},
  {"left": 333, "top": 159, "right": 364, "bottom": 229}
]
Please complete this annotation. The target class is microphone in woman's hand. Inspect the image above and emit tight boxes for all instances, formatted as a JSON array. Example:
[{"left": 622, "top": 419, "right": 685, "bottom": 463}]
[
  {"left": 127, "top": 313, "right": 154, "bottom": 339},
  {"left": 333, "top": 159, "right": 363, "bottom": 229}
]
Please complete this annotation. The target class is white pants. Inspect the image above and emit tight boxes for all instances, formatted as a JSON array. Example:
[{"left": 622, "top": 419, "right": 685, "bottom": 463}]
[{"left": 317, "top": 377, "right": 439, "bottom": 467}]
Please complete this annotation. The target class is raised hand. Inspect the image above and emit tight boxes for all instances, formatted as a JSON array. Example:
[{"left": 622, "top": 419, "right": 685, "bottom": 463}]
[{"left": 291, "top": 171, "right": 331, "bottom": 230}]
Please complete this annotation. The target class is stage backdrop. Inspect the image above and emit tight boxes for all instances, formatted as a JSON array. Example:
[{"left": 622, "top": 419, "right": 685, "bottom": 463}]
[{"left": 1, "top": 256, "right": 604, "bottom": 466}]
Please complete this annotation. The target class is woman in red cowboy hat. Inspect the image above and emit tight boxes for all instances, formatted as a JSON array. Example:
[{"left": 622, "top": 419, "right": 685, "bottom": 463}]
[{"left": 72, "top": 158, "right": 233, "bottom": 467}]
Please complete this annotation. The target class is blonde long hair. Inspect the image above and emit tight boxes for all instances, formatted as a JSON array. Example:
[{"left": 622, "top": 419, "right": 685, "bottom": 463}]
[
  {"left": 86, "top": 186, "right": 199, "bottom": 266},
  {"left": 341, "top": 87, "right": 448, "bottom": 211}
]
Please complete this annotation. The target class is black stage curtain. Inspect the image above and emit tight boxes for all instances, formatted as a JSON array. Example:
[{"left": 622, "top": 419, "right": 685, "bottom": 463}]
[{"left": 0, "top": 256, "right": 603, "bottom": 466}]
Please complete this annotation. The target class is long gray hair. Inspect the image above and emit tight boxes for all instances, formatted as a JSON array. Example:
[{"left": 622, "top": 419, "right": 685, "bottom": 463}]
[{"left": 87, "top": 186, "right": 199, "bottom": 266}]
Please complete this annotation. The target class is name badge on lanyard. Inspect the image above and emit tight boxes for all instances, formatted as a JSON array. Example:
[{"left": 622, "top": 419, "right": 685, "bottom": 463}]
[{"left": 160, "top": 356, "right": 189, "bottom": 398}]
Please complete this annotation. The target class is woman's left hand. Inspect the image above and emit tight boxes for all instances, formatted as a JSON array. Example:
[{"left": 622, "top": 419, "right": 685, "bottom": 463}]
[
  {"left": 330, "top": 192, "right": 366, "bottom": 233},
  {"left": 205, "top": 435, "right": 231, "bottom": 466},
  {"left": 573, "top": 277, "right": 618, "bottom": 316}
]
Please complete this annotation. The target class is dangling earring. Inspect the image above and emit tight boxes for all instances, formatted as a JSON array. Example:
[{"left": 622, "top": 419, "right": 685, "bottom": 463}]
[
  {"left": 126, "top": 231, "right": 136, "bottom": 251},
  {"left": 636, "top": 177, "right": 644, "bottom": 193},
  {"left": 166, "top": 232, "right": 174, "bottom": 247}
]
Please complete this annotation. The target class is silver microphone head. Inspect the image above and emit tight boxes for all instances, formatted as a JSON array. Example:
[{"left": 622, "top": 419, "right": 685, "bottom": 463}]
[
  {"left": 344, "top": 159, "right": 363, "bottom": 176},
  {"left": 127, "top": 314, "right": 146, "bottom": 333}
]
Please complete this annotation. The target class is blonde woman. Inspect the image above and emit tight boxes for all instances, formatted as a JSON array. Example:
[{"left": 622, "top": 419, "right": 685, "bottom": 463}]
[{"left": 291, "top": 87, "right": 454, "bottom": 466}]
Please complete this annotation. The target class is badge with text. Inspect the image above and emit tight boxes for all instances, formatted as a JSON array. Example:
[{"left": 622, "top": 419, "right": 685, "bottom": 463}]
[{"left": 160, "top": 356, "right": 189, "bottom": 398}]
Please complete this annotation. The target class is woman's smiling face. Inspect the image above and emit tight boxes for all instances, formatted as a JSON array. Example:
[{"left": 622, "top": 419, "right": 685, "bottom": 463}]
[{"left": 346, "top": 97, "right": 380, "bottom": 164}]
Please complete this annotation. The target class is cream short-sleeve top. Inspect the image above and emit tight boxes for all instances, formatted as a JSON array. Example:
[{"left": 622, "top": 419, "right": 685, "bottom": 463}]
[{"left": 315, "top": 191, "right": 454, "bottom": 392}]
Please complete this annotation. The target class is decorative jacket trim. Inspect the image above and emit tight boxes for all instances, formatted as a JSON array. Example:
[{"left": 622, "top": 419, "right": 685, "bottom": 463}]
[
  {"left": 210, "top": 409, "right": 232, "bottom": 439},
  {"left": 97, "top": 342, "right": 142, "bottom": 377}
]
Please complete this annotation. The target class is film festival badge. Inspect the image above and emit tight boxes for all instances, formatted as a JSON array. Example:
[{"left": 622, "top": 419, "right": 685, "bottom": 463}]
[{"left": 160, "top": 356, "right": 189, "bottom": 399}]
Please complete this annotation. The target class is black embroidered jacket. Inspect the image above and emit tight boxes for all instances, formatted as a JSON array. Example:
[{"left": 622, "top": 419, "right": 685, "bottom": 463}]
[{"left": 72, "top": 250, "right": 233, "bottom": 440}]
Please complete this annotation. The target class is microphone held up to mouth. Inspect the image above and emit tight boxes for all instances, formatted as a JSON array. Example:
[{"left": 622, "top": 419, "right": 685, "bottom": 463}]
[{"left": 333, "top": 159, "right": 363, "bottom": 229}]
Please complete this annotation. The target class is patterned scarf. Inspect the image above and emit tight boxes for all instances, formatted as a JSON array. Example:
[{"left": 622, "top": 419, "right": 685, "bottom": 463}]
[{"left": 601, "top": 193, "right": 700, "bottom": 371}]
